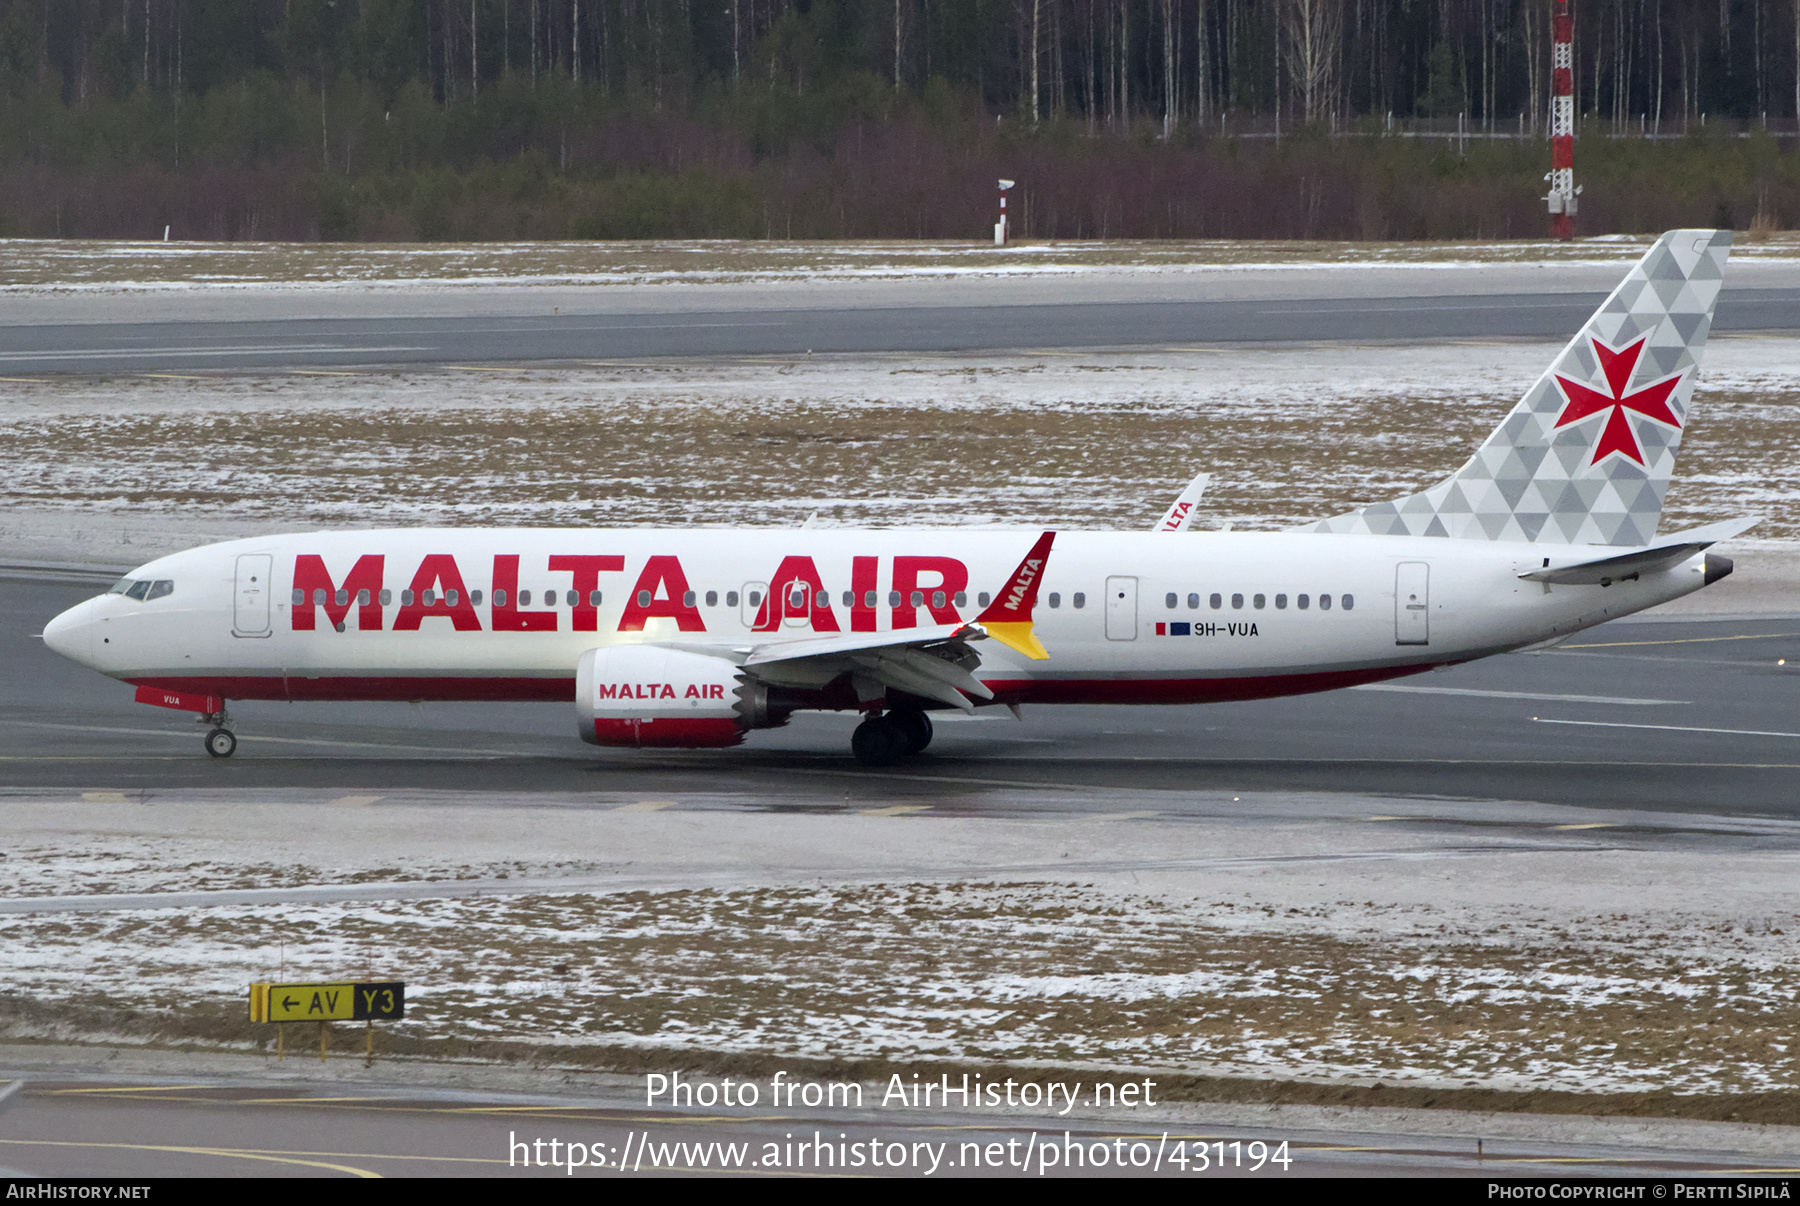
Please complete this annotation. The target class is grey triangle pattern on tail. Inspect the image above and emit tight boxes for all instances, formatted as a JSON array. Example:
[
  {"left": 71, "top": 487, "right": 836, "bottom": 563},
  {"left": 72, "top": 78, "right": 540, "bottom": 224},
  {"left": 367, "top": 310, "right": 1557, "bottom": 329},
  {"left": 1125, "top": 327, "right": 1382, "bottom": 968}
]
[{"left": 1303, "top": 229, "right": 1731, "bottom": 547}]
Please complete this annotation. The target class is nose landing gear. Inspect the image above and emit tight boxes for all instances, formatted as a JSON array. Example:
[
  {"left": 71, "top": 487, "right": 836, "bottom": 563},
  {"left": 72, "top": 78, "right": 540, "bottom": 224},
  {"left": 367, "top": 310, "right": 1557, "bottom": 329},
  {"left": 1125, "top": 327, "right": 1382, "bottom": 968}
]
[
  {"left": 851, "top": 706, "right": 934, "bottom": 767},
  {"left": 199, "top": 708, "right": 237, "bottom": 758}
]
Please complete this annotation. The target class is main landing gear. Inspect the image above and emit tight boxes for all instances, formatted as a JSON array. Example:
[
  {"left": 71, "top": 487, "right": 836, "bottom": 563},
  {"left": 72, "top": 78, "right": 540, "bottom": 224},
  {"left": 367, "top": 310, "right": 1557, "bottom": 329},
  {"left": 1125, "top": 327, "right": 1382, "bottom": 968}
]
[
  {"left": 200, "top": 708, "right": 237, "bottom": 758},
  {"left": 851, "top": 706, "right": 933, "bottom": 768}
]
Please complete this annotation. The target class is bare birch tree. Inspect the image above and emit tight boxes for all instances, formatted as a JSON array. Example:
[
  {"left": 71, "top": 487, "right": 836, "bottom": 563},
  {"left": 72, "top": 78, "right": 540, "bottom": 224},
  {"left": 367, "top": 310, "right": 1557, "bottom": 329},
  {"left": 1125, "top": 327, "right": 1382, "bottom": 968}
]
[{"left": 1281, "top": 0, "right": 1341, "bottom": 125}]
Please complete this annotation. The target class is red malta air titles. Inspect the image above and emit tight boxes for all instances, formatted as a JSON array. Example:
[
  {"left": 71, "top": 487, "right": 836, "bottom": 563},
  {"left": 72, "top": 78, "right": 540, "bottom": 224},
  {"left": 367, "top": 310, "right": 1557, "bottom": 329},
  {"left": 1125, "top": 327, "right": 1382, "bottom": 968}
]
[{"left": 43, "top": 231, "right": 1752, "bottom": 765}]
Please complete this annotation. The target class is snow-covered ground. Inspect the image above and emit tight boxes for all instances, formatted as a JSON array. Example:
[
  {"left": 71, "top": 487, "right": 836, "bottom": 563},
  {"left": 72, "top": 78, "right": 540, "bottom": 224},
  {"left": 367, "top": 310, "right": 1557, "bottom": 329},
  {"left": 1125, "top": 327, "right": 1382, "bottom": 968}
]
[
  {"left": 5, "top": 792, "right": 1799, "bottom": 1096},
  {"left": 15, "top": 234, "right": 1800, "bottom": 293},
  {"left": 3, "top": 340, "right": 1794, "bottom": 611},
  {"left": 2, "top": 339, "right": 1796, "bottom": 536}
]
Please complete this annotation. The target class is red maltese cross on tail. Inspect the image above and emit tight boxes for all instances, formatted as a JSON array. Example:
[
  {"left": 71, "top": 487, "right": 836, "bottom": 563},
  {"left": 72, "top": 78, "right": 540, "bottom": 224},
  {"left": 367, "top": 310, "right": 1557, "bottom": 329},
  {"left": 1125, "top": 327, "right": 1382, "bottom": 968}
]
[{"left": 1552, "top": 336, "right": 1684, "bottom": 467}]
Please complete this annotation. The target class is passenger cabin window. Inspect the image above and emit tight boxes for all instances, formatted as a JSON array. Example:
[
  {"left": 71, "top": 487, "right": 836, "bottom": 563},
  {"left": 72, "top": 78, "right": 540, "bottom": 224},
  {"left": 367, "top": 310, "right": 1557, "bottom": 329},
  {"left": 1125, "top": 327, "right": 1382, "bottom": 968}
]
[
  {"left": 1319, "top": 594, "right": 1332, "bottom": 611},
  {"left": 1187, "top": 593, "right": 1200, "bottom": 609},
  {"left": 1342, "top": 594, "right": 1355, "bottom": 611},
  {"left": 978, "top": 592, "right": 991, "bottom": 608},
  {"left": 401, "top": 590, "right": 415, "bottom": 606},
  {"left": 842, "top": 591, "right": 854, "bottom": 607},
  {"left": 637, "top": 590, "right": 652, "bottom": 607},
  {"left": 358, "top": 589, "right": 371, "bottom": 607},
  {"left": 1275, "top": 593, "right": 1287, "bottom": 609},
  {"left": 379, "top": 589, "right": 392, "bottom": 606},
  {"left": 707, "top": 591, "right": 719, "bottom": 607},
  {"left": 931, "top": 590, "right": 945, "bottom": 609},
  {"left": 519, "top": 590, "right": 532, "bottom": 606},
  {"left": 1048, "top": 592, "right": 1061, "bottom": 609},
  {"left": 493, "top": 589, "right": 508, "bottom": 607},
  {"left": 1231, "top": 593, "right": 1244, "bottom": 609},
  {"left": 589, "top": 590, "right": 601, "bottom": 607},
  {"left": 955, "top": 592, "right": 967, "bottom": 608},
  {"left": 1165, "top": 593, "right": 1177, "bottom": 609},
  {"left": 685, "top": 591, "right": 698, "bottom": 607},
  {"left": 887, "top": 591, "right": 900, "bottom": 607},
  {"left": 1072, "top": 592, "right": 1085, "bottom": 609},
  {"left": 1210, "top": 593, "right": 1222, "bottom": 609},
  {"left": 1297, "top": 594, "right": 1310, "bottom": 610},
  {"left": 865, "top": 591, "right": 878, "bottom": 608},
  {"left": 1253, "top": 593, "right": 1266, "bottom": 609},
  {"left": 727, "top": 591, "right": 740, "bottom": 607}
]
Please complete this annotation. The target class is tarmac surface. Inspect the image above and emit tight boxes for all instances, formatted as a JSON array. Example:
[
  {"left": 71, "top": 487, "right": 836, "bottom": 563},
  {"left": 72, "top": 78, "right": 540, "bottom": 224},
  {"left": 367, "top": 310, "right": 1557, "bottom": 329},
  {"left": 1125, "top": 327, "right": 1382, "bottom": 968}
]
[
  {"left": 5, "top": 258, "right": 1800, "bottom": 1177},
  {"left": 3, "top": 1063, "right": 1798, "bottom": 1178},
  {"left": 5, "top": 574, "right": 1797, "bottom": 814},
  {"left": 5, "top": 288, "right": 1800, "bottom": 372}
]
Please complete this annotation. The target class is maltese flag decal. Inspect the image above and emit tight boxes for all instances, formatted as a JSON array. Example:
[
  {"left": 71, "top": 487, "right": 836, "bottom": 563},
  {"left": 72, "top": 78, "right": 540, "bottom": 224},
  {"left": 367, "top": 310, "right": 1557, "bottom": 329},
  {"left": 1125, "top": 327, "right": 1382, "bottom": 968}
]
[{"left": 1553, "top": 335, "right": 1684, "bottom": 466}]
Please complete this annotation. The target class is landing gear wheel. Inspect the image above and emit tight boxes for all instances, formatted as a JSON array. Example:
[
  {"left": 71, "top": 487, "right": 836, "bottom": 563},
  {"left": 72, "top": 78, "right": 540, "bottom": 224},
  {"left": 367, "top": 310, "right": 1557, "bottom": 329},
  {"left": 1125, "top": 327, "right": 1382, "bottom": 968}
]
[
  {"left": 851, "top": 715, "right": 908, "bottom": 767},
  {"left": 891, "top": 708, "right": 933, "bottom": 755},
  {"left": 204, "top": 728, "right": 237, "bottom": 759}
]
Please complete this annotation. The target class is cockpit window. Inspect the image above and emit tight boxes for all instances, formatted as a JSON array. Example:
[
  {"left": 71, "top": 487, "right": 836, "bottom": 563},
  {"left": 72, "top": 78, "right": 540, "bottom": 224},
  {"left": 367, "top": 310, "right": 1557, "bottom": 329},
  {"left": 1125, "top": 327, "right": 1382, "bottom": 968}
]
[{"left": 113, "top": 579, "right": 174, "bottom": 601}]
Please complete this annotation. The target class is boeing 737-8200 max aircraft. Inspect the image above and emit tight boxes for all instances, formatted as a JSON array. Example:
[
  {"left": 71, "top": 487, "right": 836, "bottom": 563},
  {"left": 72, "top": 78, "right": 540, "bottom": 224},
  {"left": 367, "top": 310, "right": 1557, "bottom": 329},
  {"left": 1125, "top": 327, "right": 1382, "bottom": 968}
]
[{"left": 43, "top": 230, "right": 1752, "bottom": 766}]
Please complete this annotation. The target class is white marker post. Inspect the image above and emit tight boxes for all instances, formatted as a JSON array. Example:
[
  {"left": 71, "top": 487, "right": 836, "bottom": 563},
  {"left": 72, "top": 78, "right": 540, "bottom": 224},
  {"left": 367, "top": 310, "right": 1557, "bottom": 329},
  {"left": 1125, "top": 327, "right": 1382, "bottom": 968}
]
[{"left": 995, "top": 179, "right": 1015, "bottom": 245}]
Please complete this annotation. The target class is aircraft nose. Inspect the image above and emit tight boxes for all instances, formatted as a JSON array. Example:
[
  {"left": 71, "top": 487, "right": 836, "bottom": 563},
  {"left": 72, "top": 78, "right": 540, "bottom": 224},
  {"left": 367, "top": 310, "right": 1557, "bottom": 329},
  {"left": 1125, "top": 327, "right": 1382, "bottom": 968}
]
[{"left": 42, "top": 598, "right": 96, "bottom": 666}]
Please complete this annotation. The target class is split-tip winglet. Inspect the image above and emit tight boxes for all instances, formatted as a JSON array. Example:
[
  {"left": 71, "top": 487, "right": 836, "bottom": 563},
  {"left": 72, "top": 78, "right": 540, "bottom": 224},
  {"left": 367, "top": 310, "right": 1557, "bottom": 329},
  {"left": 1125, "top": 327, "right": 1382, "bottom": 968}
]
[{"left": 974, "top": 530, "right": 1055, "bottom": 660}]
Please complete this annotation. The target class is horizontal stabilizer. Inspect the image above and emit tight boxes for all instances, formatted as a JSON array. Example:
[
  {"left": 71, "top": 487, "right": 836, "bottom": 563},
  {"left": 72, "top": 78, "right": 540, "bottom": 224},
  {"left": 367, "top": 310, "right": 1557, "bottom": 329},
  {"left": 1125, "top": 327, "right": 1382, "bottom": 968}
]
[{"left": 1520, "top": 516, "right": 1759, "bottom": 584}]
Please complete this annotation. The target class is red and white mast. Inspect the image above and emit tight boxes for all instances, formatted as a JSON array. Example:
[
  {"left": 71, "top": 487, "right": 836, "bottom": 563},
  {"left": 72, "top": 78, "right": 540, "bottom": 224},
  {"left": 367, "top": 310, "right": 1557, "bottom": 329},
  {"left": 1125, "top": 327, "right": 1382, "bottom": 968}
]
[{"left": 1546, "top": 0, "right": 1579, "bottom": 240}]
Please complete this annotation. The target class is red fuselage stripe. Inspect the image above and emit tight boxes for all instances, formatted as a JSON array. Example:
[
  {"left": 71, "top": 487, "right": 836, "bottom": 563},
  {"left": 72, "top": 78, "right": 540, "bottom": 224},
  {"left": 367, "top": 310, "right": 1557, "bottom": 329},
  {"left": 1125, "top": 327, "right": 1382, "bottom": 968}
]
[{"left": 127, "top": 662, "right": 1436, "bottom": 707}]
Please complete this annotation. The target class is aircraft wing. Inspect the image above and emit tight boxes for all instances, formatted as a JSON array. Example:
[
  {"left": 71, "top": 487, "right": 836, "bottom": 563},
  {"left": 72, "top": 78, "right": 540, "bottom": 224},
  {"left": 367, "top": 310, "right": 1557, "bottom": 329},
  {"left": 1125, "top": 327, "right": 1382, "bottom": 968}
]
[
  {"left": 728, "top": 531, "right": 1057, "bottom": 713},
  {"left": 1519, "top": 516, "right": 1759, "bottom": 585}
]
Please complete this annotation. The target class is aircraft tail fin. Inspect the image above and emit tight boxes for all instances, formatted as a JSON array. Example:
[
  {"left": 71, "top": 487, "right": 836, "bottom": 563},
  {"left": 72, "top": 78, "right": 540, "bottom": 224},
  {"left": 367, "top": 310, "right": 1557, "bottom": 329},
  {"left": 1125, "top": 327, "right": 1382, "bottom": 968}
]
[{"left": 1303, "top": 229, "right": 1731, "bottom": 547}]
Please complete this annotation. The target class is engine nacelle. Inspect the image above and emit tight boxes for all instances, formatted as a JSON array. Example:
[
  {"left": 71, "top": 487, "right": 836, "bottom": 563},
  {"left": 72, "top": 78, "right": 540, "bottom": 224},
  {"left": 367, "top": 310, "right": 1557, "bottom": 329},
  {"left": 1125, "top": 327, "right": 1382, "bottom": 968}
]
[{"left": 576, "top": 645, "right": 747, "bottom": 748}]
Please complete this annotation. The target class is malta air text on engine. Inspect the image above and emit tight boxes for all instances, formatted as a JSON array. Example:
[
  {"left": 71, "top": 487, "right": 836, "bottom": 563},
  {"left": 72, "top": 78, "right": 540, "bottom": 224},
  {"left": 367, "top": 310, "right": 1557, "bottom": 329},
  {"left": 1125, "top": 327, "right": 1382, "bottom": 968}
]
[
  {"left": 287, "top": 551, "right": 980, "bottom": 635},
  {"left": 596, "top": 682, "right": 729, "bottom": 702}
]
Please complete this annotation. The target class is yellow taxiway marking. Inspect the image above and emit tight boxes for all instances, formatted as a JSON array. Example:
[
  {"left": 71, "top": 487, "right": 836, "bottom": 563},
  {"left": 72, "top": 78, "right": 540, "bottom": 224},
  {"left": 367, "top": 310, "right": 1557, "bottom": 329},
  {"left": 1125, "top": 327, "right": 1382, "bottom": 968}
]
[
  {"left": 615, "top": 799, "right": 679, "bottom": 813},
  {"left": 1552, "top": 822, "right": 1615, "bottom": 830},
  {"left": 79, "top": 791, "right": 127, "bottom": 803},
  {"left": 0, "top": 1138, "right": 383, "bottom": 1177},
  {"left": 40, "top": 1084, "right": 216, "bottom": 1095},
  {"left": 1365, "top": 815, "right": 1409, "bottom": 821},
  {"left": 856, "top": 803, "right": 931, "bottom": 817},
  {"left": 1563, "top": 632, "right": 1800, "bottom": 649},
  {"left": 0, "top": 376, "right": 47, "bottom": 383},
  {"left": 328, "top": 795, "right": 384, "bottom": 808}
]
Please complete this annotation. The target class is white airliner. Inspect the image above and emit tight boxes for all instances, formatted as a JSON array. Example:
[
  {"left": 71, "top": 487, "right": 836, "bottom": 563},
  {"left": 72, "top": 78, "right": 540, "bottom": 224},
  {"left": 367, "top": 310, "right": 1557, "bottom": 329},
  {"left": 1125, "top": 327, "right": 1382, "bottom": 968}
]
[{"left": 43, "top": 230, "right": 1749, "bottom": 766}]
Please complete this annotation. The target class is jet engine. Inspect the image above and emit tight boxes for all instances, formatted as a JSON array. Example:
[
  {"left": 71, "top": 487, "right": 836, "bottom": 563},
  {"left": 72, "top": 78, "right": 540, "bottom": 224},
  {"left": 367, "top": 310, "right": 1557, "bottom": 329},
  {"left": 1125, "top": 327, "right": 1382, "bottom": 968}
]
[{"left": 576, "top": 645, "right": 751, "bottom": 748}]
